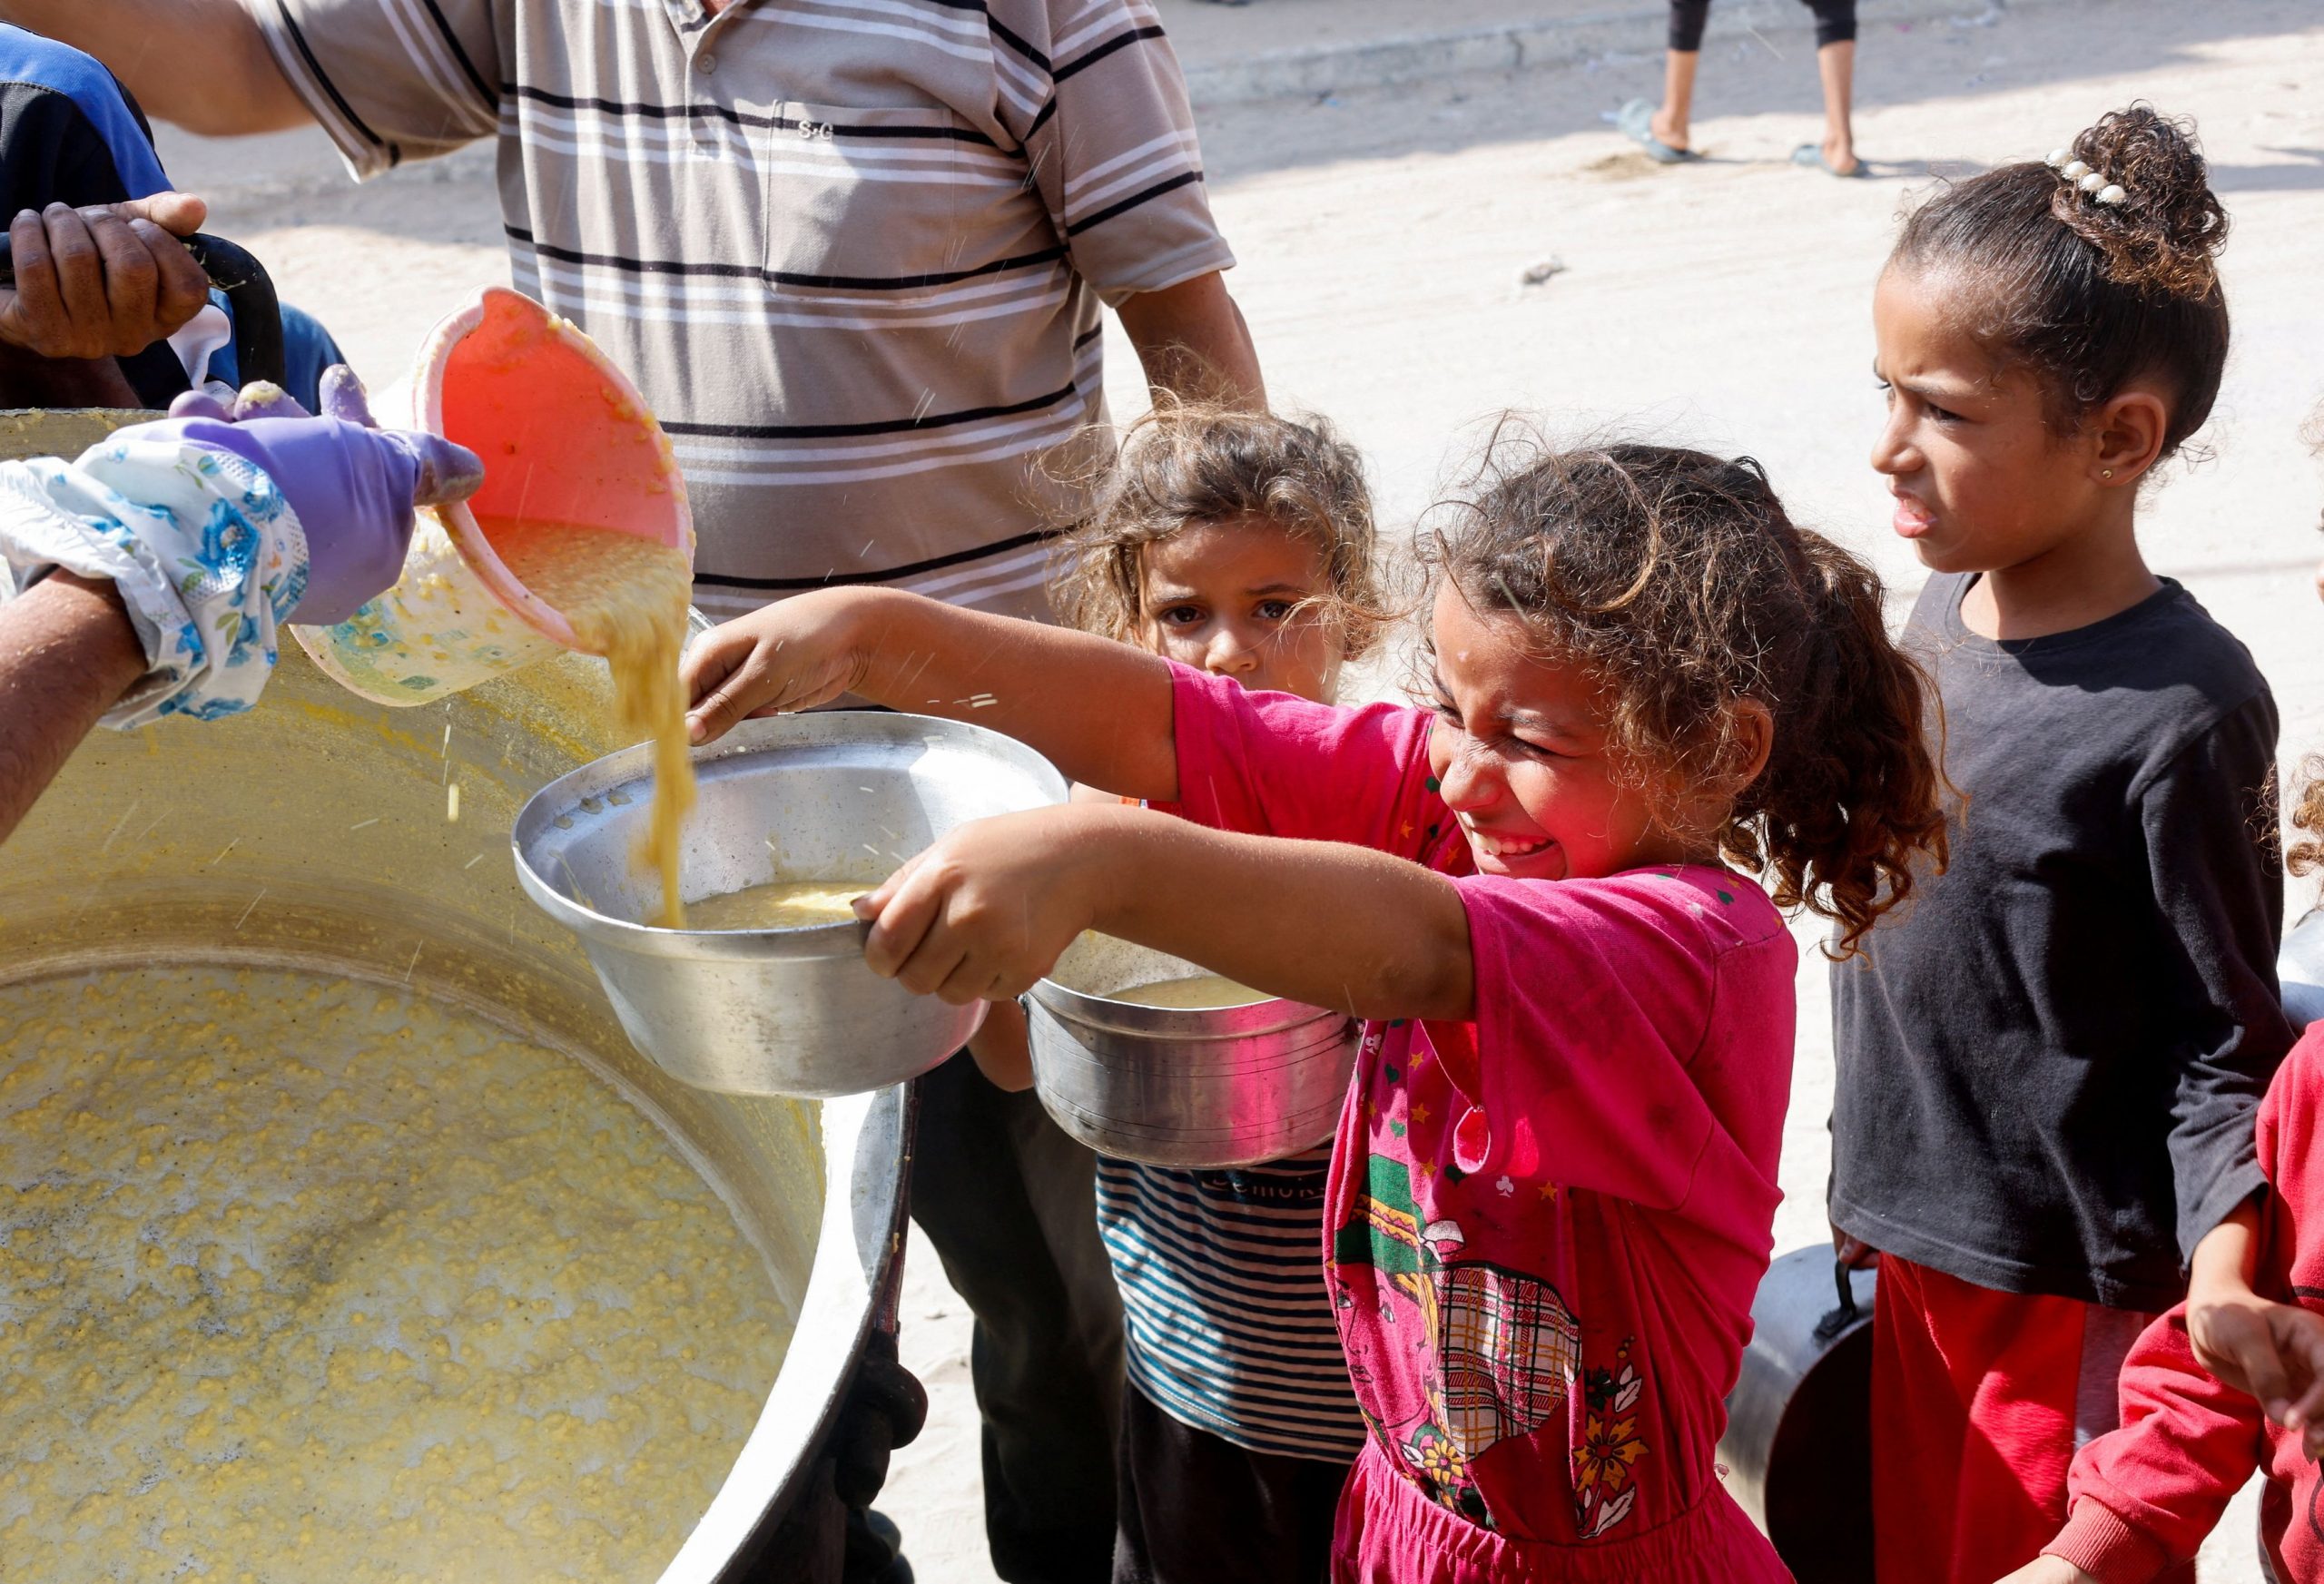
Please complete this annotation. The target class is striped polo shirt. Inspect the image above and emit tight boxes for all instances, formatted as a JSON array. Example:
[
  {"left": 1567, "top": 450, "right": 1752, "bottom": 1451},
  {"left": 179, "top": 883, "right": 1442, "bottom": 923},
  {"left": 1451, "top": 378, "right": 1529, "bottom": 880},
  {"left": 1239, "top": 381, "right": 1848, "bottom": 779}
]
[
  {"left": 243, "top": 0, "right": 1236, "bottom": 621},
  {"left": 1097, "top": 1146, "right": 1368, "bottom": 1463}
]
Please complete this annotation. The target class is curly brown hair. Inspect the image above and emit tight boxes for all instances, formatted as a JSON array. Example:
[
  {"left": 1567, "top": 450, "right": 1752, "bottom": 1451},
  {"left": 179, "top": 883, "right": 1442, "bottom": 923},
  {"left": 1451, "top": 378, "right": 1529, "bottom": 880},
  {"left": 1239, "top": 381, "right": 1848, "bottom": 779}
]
[
  {"left": 2290, "top": 757, "right": 2324, "bottom": 880},
  {"left": 1423, "top": 432, "right": 1948, "bottom": 956},
  {"left": 1890, "top": 103, "right": 2230, "bottom": 458},
  {"left": 1050, "top": 402, "right": 1392, "bottom": 659}
]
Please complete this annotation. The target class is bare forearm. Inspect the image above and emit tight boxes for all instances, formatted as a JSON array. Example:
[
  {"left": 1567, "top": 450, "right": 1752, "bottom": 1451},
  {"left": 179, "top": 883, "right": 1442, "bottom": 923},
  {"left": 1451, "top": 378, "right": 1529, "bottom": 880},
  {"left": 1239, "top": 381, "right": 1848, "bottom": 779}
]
[
  {"left": 1117, "top": 272, "right": 1265, "bottom": 410},
  {"left": 842, "top": 589, "right": 1180, "bottom": 799},
  {"left": 0, "top": 0, "right": 310, "bottom": 134},
  {"left": 966, "top": 999, "right": 1034, "bottom": 1090},
  {"left": 2191, "top": 1198, "right": 2262, "bottom": 1304},
  {"left": 0, "top": 572, "right": 147, "bottom": 845},
  {"left": 1088, "top": 809, "right": 1473, "bottom": 1022}
]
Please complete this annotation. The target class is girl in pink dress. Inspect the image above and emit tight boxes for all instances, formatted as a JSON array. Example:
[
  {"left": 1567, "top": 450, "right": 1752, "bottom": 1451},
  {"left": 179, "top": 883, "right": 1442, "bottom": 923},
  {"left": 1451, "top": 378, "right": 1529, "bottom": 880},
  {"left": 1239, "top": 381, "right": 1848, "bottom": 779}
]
[{"left": 683, "top": 438, "right": 1948, "bottom": 1582}]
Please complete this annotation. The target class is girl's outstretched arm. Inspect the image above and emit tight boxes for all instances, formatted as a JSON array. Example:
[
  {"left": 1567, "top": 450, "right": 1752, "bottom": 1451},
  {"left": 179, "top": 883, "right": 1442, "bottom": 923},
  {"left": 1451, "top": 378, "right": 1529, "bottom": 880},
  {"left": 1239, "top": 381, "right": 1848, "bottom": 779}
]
[
  {"left": 858, "top": 802, "right": 1476, "bottom": 1023},
  {"left": 683, "top": 588, "right": 1180, "bottom": 802}
]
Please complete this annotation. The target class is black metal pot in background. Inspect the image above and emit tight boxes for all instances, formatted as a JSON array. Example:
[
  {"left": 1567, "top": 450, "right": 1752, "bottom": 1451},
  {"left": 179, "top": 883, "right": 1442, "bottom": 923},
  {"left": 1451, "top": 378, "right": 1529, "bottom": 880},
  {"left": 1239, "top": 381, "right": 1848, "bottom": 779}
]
[{"left": 1720, "top": 1246, "right": 1877, "bottom": 1583}]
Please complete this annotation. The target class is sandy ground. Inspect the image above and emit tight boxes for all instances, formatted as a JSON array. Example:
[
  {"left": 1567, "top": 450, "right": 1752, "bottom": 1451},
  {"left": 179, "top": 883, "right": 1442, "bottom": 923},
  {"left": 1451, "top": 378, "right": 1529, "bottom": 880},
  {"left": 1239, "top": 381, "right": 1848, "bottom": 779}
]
[{"left": 147, "top": 0, "right": 2324, "bottom": 1575}]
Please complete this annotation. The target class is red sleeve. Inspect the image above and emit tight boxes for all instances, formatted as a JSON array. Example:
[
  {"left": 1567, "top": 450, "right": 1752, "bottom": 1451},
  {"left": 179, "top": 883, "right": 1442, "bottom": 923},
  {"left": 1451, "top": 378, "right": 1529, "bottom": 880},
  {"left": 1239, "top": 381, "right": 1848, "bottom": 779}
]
[
  {"left": 1447, "top": 869, "right": 1792, "bottom": 1238},
  {"left": 2049, "top": 1309, "right": 2265, "bottom": 1580},
  {"left": 1157, "top": 662, "right": 1443, "bottom": 858},
  {"left": 2045, "top": 1028, "right": 2324, "bottom": 1577}
]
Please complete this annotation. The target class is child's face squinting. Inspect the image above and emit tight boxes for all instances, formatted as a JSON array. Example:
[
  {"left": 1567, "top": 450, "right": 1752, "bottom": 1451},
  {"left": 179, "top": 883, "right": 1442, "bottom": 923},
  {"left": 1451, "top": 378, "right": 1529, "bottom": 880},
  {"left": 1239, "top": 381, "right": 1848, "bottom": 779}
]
[
  {"left": 1137, "top": 519, "right": 1343, "bottom": 704},
  {"left": 1424, "top": 585, "right": 1699, "bottom": 882},
  {"left": 1869, "top": 266, "right": 2111, "bottom": 575}
]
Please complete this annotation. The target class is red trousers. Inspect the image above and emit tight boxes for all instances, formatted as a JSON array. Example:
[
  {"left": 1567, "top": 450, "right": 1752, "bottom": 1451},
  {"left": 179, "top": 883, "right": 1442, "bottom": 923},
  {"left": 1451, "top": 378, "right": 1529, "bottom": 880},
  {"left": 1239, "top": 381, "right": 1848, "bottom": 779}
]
[{"left": 1870, "top": 1254, "right": 2167, "bottom": 1584}]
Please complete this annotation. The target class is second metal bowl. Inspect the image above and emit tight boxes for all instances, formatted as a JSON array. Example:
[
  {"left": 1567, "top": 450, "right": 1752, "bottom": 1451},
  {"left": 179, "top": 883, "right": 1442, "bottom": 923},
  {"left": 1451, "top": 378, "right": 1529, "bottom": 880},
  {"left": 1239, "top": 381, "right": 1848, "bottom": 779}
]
[
  {"left": 515, "top": 711, "right": 1067, "bottom": 1098},
  {"left": 1025, "top": 933, "right": 1359, "bottom": 1168}
]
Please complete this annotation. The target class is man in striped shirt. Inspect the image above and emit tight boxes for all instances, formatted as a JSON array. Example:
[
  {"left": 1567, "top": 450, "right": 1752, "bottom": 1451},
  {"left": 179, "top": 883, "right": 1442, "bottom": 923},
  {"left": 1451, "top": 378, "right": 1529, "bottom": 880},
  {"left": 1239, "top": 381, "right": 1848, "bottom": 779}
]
[
  {"left": 22, "top": 2, "right": 1264, "bottom": 1578},
  {"left": 29, "top": 0, "right": 1260, "bottom": 622}
]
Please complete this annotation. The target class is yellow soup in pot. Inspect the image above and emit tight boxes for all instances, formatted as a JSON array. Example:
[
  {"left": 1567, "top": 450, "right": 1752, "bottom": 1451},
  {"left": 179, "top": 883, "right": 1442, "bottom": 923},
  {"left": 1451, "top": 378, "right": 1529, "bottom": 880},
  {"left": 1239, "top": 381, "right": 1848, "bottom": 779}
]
[
  {"left": 1110, "top": 973, "right": 1270, "bottom": 1009},
  {"left": 687, "top": 880, "right": 868, "bottom": 931},
  {"left": 0, "top": 964, "right": 791, "bottom": 1582}
]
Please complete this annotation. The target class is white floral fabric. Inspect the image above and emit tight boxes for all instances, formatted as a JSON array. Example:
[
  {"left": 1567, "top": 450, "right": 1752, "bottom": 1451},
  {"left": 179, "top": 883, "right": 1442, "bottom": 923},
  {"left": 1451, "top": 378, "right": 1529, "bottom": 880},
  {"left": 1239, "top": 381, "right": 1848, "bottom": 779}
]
[{"left": 0, "top": 436, "right": 309, "bottom": 727}]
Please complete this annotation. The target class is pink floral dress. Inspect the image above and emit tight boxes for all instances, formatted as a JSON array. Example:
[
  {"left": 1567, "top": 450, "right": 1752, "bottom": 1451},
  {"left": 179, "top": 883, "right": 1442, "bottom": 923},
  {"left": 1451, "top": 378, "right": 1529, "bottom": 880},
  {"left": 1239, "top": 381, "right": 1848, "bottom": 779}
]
[{"left": 1162, "top": 664, "right": 1800, "bottom": 1583}]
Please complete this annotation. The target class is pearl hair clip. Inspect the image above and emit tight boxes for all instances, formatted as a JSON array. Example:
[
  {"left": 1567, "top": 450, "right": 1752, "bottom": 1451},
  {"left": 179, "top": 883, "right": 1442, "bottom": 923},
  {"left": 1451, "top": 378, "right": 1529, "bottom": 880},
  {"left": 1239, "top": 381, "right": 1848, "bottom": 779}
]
[{"left": 2046, "top": 147, "right": 2128, "bottom": 206}]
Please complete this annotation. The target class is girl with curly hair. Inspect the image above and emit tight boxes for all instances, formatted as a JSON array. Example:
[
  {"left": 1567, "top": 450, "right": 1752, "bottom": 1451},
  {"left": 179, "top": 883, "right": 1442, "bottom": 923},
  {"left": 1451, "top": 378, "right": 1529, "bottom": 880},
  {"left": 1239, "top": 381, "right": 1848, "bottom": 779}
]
[
  {"left": 1827, "top": 103, "right": 2297, "bottom": 1584},
  {"left": 973, "top": 403, "right": 1390, "bottom": 1584},
  {"left": 681, "top": 424, "right": 1943, "bottom": 1582}
]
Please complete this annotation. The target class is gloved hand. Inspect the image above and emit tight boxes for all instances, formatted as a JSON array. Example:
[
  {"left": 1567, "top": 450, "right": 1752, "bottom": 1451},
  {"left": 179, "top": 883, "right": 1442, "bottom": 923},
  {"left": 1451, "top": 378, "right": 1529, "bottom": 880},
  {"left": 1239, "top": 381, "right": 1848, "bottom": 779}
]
[{"left": 127, "top": 366, "right": 484, "bottom": 624}]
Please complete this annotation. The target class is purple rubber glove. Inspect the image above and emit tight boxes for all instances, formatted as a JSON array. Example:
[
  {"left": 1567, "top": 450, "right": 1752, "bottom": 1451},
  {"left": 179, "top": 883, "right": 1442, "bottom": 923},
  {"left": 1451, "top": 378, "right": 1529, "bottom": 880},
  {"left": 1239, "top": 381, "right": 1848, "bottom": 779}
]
[{"left": 136, "top": 366, "right": 485, "bottom": 624}]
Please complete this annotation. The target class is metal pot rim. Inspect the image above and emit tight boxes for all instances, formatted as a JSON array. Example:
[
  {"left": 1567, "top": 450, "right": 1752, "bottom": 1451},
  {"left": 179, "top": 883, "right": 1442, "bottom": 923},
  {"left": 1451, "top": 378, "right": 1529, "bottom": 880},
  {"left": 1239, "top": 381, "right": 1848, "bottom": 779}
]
[
  {"left": 512, "top": 710, "right": 1065, "bottom": 961},
  {"left": 1026, "top": 977, "right": 1339, "bottom": 1038}
]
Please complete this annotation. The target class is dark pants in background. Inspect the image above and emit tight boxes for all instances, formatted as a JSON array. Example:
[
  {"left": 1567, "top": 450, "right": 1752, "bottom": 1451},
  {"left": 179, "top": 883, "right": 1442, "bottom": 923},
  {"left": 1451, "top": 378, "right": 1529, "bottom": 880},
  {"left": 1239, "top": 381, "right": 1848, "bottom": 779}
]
[
  {"left": 1111, "top": 1382, "right": 1347, "bottom": 1584},
  {"left": 911, "top": 1051, "right": 1124, "bottom": 1583},
  {"left": 1667, "top": 0, "right": 1856, "bottom": 52}
]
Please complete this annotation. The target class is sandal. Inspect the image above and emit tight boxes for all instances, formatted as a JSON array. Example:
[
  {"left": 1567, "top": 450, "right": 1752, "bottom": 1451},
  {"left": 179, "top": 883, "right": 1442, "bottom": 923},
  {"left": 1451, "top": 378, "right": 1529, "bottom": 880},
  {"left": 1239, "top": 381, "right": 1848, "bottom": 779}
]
[
  {"left": 1618, "top": 99, "right": 1698, "bottom": 164},
  {"left": 1791, "top": 143, "right": 1868, "bottom": 178}
]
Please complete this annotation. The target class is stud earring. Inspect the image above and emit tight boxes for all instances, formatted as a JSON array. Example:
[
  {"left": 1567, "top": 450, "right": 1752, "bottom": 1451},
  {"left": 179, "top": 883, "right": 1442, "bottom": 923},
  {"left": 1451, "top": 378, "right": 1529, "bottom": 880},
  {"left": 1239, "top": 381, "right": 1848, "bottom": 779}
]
[{"left": 2101, "top": 467, "right": 2115, "bottom": 479}]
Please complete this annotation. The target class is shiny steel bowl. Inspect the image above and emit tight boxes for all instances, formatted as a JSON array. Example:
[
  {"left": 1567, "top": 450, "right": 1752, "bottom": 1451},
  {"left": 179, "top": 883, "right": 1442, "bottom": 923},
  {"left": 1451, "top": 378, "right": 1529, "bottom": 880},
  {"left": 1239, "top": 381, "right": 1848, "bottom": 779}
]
[
  {"left": 1025, "top": 933, "right": 1359, "bottom": 1168},
  {"left": 515, "top": 712, "right": 1068, "bottom": 1098}
]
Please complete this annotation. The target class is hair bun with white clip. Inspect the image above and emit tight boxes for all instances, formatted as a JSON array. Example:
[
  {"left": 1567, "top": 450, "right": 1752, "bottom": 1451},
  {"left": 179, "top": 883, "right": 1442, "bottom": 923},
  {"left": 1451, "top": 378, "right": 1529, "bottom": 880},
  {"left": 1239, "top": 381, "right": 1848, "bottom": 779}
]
[{"left": 2050, "top": 103, "right": 2227, "bottom": 299}]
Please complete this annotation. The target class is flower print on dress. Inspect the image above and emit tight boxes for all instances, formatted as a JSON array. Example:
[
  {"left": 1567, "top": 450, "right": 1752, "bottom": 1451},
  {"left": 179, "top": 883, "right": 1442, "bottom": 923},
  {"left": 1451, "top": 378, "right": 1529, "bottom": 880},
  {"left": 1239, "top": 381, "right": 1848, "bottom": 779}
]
[
  {"left": 1331, "top": 1152, "right": 1583, "bottom": 1529},
  {"left": 1572, "top": 1339, "right": 1650, "bottom": 1539},
  {"left": 1400, "top": 1418, "right": 1488, "bottom": 1524}
]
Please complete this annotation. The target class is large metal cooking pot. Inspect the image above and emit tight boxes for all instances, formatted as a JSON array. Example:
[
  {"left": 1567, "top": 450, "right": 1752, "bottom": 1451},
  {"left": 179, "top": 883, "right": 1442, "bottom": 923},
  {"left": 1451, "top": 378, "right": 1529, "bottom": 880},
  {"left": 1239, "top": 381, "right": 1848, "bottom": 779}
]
[
  {"left": 1718, "top": 1247, "right": 1876, "bottom": 1582},
  {"left": 0, "top": 633, "right": 908, "bottom": 1582}
]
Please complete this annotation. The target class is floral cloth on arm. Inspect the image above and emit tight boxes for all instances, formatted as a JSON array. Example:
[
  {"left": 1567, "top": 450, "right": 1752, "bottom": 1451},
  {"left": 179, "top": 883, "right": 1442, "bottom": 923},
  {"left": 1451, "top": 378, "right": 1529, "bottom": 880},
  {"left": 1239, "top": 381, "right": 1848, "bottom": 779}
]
[
  {"left": 0, "top": 434, "right": 309, "bottom": 726},
  {"left": 1159, "top": 661, "right": 1798, "bottom": 1583}
]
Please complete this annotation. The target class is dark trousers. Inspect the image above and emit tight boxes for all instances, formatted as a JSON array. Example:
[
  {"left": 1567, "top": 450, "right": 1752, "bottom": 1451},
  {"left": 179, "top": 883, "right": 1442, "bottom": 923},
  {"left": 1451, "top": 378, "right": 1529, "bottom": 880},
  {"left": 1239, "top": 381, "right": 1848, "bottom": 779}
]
[
  {"left": 1112, "top": 1382, "right": 1351, "bottom": 1584},
  {"left": 1669, "top": 0, "right": 1856, "bottom": 52},
  {"left": 911, "top": 1051, "right": 1124, "bottom": 1583}
]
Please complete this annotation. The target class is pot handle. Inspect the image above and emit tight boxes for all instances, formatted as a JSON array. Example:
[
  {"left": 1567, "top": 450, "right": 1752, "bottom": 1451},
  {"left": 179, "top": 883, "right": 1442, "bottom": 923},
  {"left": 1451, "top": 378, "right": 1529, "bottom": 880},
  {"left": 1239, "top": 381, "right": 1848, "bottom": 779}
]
[
  {"left": 1812, "top": 1256, "right": 1863, "bottom": 1344},
  {"left": 0, "top": 231, "right": 287, "bottom": 390}
]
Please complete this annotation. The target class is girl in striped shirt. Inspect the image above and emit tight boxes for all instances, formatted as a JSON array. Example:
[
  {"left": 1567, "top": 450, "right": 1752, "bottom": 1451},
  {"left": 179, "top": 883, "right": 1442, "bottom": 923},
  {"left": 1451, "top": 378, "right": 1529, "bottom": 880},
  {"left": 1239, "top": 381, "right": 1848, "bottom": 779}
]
[{"left": 967, "top": 404, "right": 1390, "bottom": 1584}]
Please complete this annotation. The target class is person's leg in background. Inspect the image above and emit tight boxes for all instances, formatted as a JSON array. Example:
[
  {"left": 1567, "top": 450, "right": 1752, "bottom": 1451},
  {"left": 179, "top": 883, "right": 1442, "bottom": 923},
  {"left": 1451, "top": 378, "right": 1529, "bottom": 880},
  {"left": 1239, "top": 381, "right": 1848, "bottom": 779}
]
[
  {"left": 1649, "top": 0, "right": 1710, "bottom": 153},
  {"left": 911, "top": 1052, "right": 1119, "bottom": 1583},
  {"left": 1804, "top": 0, "right": 1860, "bottom": 174},
  {"left": 1005, "top": 1083, "right": 1126, "bottom": 1446},
  {"left": 1111, "top": 1382, "right": 1345, "bottom": 1584},
  {"left": 1870, "top": 1254, "right": 2161, "bottom": 1584}
]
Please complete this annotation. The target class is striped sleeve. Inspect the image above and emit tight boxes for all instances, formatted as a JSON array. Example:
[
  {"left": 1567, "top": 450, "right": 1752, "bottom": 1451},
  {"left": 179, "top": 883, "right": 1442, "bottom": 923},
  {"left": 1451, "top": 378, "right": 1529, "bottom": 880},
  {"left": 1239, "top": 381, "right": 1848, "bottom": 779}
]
[
  {"left": 996, "top": 0, "right": 1234, "bottom": 305},
  {"left": 241, "top": 0, "right": 501, "bottom": 178}
]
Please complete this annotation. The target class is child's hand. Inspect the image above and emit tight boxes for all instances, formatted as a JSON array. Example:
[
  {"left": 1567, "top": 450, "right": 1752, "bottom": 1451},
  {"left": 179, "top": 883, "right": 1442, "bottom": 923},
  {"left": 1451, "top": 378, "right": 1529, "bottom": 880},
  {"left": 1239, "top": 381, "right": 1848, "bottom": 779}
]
[
  {"left": 1994, "top": 1559, "right": 2098, "bottom": 1584},
  {"left": 683, "top": 590, "right": 869, "bottom": 743},
  {"left": 1832, "top": 1222, "right": 1879, "bottom": 1269},
  {"left": 857, "top": 805, "right": 1118, "bottom": 1005},
  {"left": 2187, "top": 1289, "right": 2324, "bottom": 1457}
]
